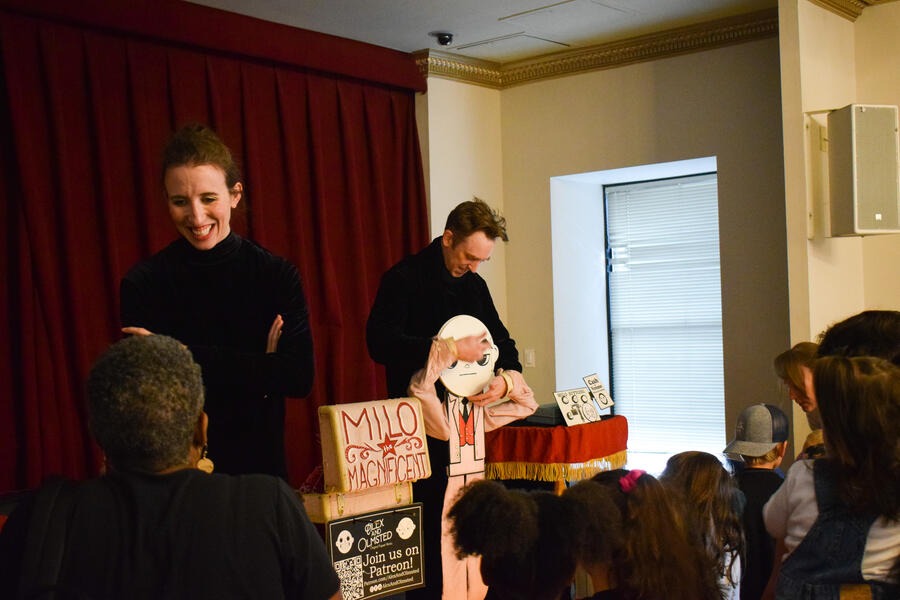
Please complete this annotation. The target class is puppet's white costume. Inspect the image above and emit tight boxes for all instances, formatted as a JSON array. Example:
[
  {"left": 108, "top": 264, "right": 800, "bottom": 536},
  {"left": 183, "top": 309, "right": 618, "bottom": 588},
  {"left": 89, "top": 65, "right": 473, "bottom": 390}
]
[{"left": 408, "top": 335, "right": 537, "bottom": 600}]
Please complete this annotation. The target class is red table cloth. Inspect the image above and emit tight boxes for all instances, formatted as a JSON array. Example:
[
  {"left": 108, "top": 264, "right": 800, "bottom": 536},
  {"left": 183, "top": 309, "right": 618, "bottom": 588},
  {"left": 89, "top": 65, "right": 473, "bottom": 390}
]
[{"left": 485, "top": 415, "right": 628, "bottom": 482}]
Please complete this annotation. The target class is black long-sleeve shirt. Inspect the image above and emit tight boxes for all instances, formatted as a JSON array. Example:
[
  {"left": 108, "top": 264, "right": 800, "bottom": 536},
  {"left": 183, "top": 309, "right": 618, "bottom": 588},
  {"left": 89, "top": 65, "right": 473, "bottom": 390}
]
[
  {"left": 366, "top": 236, "right": 521, "bottom": 398},
  {"left": 367, "top": 236, "right": 522, "bottom": 599},
  {"left": 120, "top": 233, "right": 313, "bottom": 477}
]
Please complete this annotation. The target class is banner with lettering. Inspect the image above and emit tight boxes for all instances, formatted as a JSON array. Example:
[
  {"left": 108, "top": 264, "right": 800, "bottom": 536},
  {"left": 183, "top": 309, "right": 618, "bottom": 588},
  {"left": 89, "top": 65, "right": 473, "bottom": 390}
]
[
  {"left": 319, "top": 398, "right": 431, "bottom": 492},
  {"left": 327, "top": 504, "right": 425, "bottom": 599}
]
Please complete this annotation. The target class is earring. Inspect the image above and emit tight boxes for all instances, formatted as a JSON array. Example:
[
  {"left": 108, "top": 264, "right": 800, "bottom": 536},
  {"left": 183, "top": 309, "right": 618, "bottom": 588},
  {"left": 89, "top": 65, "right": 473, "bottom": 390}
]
[{"left": 197, "top": 445, "right": 215, "bottom": 474}]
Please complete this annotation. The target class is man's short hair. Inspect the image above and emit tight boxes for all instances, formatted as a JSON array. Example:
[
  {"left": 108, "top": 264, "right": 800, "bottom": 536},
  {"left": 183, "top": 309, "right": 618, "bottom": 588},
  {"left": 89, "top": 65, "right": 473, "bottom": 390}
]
[
  {"left": 87, "top": 335, "right": 204, "bottom": 472},
  {"left": 444, "top": 198, "right": 508, "bottom": 244},
  {"left": 741, "top": 445, "right": 783, "bottom": 466},
  {"left": 817, "top": 310, "right": 900, "bottom": 365}
]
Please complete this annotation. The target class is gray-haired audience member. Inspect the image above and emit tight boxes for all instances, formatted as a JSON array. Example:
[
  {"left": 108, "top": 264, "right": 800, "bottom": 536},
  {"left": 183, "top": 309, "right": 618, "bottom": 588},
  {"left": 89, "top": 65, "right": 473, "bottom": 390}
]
[
  {"left": 0, "top": 335, "right": 341, "bottom": 600},
  {"left": 88, "top": 333, "right": 206, "bottom": 472},
  {"left": 724, "top": 403, "right": 789, "bottom": 600}
]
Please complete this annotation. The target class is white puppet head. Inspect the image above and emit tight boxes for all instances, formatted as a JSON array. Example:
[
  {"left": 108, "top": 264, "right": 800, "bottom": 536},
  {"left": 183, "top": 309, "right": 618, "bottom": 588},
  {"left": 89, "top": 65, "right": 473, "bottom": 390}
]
[
  {"left": 438, "top": 314, "right": 499, "bottom": 397},
  {"left": 396, "top": 516, "right": 416, "bottom": 540},
  {"left": 335, "top": 529, "right": 354, "bottom": 554}
]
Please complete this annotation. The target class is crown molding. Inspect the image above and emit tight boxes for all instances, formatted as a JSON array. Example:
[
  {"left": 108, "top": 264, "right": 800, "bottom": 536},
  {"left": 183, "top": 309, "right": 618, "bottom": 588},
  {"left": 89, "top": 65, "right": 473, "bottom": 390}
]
[
  {"left": 809, "top": 0, "right": 899, "bottom": 21},
  {"left": 412, "top": 51, "right": 503, "bottom": 88},
  {"left": 415, "top": 8, "right": 778, "bottom": 89}
]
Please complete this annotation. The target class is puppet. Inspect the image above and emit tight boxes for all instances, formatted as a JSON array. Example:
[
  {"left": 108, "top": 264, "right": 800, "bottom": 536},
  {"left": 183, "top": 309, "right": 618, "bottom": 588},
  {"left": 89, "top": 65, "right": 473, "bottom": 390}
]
[{"left": 408, "top": 315, "right": 537, "bottom": 600}]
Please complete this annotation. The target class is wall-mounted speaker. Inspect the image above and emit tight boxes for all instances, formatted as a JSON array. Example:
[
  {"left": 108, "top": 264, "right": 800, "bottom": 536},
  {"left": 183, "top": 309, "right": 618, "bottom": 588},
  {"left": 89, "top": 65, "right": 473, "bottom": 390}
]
[{"left": 827, "top": 104, "right": 900, "bottom": 236}]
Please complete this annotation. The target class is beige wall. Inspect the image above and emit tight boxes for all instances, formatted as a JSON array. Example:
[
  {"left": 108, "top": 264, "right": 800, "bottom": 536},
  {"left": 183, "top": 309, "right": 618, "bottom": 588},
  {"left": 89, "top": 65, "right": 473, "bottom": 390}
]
[
  {"left": 416, "top": 77, "right": 508, "bottom": 320},
  {"left": 856, "top": 2, "right": 900, "bottom": 309},
  {"left": 498, "top": 37, "right": 789, "bottom": 441},
  {"left": 785, "top": 0, "right": 900, "bottom": 329},
  {"left": 779, "top": 0, "right": 900, "bottom": 449},
  {"left": 795, "top": 0, "right": 863, "bottom": 339}
]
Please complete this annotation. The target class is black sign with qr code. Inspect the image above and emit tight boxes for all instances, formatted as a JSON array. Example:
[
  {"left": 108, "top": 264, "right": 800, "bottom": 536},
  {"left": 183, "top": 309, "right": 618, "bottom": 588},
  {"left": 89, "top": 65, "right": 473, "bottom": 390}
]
[{"left": 326, "top": 503, "right": 424, "bottom": 600}]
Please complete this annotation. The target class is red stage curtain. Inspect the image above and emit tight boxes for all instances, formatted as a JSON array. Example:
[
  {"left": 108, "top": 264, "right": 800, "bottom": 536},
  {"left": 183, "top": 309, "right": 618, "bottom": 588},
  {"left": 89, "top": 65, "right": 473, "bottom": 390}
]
[{"left": 0, "top": 2, "right": 429, "bottom": 491}]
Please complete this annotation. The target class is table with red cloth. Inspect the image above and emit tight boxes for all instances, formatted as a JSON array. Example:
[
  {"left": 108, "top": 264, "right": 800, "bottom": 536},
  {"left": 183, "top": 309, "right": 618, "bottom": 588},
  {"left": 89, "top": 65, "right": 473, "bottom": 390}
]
[{"left": 484, "top": 415, "right": 628, "bottom": 483}]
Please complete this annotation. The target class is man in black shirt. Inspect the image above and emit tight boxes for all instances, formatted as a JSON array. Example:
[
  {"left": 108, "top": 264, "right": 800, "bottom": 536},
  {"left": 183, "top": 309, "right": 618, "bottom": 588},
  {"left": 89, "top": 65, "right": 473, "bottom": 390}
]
[
  {"left": 367, "top": 198, "right": 521, "bottom": 400},
  {"left": 367, "top": 198, "right": 524, "bottom": 599}
]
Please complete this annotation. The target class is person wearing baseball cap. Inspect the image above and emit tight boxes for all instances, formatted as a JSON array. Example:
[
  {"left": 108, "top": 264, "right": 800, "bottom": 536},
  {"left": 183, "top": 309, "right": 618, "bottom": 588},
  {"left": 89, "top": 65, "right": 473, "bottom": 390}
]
[{"left": 724, "top": 403, "right": 789, "bottom": 600}]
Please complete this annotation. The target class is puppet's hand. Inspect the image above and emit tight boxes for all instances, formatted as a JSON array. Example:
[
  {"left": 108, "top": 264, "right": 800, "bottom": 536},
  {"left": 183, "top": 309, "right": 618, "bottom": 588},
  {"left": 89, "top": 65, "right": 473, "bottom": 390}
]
[{"left": 468, "top": 374, "right": 507, "bottom": 406}]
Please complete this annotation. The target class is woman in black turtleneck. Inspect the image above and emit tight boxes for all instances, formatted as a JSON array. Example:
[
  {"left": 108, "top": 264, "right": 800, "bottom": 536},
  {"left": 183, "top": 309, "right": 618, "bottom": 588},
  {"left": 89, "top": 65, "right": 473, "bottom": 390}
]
[{"left": 119, "top": 124, "right": 313, "bottom": 479}]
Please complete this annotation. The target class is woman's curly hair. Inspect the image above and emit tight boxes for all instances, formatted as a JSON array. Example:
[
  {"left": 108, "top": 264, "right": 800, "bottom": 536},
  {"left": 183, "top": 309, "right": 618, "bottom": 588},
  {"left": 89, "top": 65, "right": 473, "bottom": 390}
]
[{"left": 87, "top": 335, "right": 204, "bottom": 472}]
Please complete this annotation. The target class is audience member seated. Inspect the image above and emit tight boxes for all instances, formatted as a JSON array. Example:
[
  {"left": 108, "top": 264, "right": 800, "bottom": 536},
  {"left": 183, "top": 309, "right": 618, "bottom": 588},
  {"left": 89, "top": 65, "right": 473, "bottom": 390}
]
[
  {"left": 815, "top": 309, "right": 900, "bottom": 366},
  {"left": 774, "top": 342, "right": 823, "bottom": 459},
  {"left": 763, "top": 356, "right": 899, "bottom": 599},
  {"left": 0, "top": 335, "right": 341, "bottom": 600},
  {"left": 661, "top": 451, "right": 745, "bottom": 599},
  {"left": 723, "top": 404, "right": 788, "bottom": 600},
  {"left": 447, "top": 479, "right": 589, "bottom": 600},
  {"left": 584, "top": 469, "right": 724, "bottom": 600},
  {"left": 448, "top": 471, "right": 724, "bottom": 600}
]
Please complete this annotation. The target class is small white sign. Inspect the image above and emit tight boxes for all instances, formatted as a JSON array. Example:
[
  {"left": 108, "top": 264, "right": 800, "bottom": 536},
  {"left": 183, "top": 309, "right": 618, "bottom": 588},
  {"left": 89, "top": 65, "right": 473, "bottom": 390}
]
[
  {"left": 554, "top": 387, "right": 601, "bottom": 426},
  {"left": 583, "top": 373, "right": 614, "bottom": 409}
]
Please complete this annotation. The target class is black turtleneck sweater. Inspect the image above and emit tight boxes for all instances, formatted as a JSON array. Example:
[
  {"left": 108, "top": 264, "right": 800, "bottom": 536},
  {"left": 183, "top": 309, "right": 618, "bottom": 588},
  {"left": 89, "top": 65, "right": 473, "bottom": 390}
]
[{"left": 120, "top": 233, "right": 313, "bottom": 478}]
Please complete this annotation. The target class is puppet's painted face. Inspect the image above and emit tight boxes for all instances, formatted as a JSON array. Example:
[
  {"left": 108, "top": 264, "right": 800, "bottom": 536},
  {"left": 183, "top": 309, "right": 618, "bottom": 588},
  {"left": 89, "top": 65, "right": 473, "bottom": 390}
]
[
  {"left": 335, "top": 529, "right": 354, "bottom": 554},
  {"left": 396, "top": 517, "right": 416, "bottom": 540},
  {"left": 438, "top": 315, "right": 498, "bottom": 397}
]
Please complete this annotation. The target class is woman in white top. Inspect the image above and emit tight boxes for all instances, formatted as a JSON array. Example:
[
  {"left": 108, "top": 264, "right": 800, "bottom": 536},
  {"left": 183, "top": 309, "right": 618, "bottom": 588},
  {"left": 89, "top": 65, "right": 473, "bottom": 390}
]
[{"left": 763, "top": 356, "right": 900, "bottom": 599}]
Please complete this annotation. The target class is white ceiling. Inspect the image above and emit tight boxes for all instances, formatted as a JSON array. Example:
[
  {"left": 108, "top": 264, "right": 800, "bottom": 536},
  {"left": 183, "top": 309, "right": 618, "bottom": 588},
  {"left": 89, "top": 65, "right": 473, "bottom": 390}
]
[{"left": 185, "top": 0, "right": 777, "bottom": 63}]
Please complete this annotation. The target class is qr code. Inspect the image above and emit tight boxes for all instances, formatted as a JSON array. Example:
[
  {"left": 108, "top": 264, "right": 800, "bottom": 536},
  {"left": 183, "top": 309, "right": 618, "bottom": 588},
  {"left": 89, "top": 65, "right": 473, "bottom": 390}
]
[{"left": 334, "top": 555, "right": 363, "bottom": 600}]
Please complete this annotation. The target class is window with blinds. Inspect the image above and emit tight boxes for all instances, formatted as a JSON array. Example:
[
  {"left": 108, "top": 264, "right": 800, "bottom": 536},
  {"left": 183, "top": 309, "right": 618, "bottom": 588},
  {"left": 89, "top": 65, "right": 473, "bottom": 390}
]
[{"left": 605, "top": 173, "right": 724, "bottom": 473}]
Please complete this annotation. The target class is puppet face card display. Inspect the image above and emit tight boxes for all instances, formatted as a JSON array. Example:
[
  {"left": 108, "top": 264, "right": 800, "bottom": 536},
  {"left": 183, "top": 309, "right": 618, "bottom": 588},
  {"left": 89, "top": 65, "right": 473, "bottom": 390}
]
[
  {"left": 437, "top": 314, "right": 498, "bottom": 397},
  {"left": 583, "top": 373, "right": 614, "bottom": 409},
  {"left": 555, "top": 374, "right": 614, "bottom": 426},
  {"left": 554, "top": 387, "right": 599, "bottom": 426}
]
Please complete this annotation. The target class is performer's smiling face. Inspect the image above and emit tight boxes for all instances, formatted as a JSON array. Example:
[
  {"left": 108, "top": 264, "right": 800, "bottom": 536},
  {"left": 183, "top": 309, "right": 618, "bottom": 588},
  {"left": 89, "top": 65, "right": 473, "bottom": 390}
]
[
  {"left": 165, "top": 164, "right": 242, "bottom": 251},
  {"left": 441, "top": 230, "right": 495, "bottom": 277}
]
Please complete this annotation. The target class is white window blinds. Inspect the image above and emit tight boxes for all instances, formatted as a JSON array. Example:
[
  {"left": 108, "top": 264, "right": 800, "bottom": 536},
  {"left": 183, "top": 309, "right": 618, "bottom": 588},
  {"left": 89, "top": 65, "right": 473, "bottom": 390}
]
[{"left": 605, "top": 173, "right": 725, "bottom": 460}]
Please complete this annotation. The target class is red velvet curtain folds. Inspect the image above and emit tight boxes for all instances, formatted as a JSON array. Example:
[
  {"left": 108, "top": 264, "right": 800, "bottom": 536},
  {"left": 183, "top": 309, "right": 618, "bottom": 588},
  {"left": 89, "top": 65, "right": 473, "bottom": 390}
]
[{"left": 0, "top": 1, "right": 430, "bottom": 491}]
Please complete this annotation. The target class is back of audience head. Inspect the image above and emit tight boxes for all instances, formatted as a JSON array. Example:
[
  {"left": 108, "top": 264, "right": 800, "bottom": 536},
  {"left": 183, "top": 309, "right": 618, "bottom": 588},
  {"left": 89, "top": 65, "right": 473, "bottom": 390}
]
[
  {"left": 588, "top": 468, "right": 723, "bottom": 600},
  {"left": 448, "top": 479, "right": 594, "bottom": 600},
  {"left": 813, "top": 355, "right": 900, "bottom": 521},
  {"left": 816, "top": 309, "right": 900, "bottom": 365},
  {"left": 87, "top": 334, "right": 204, "bottom": 473},
  {"left": 660, "top": 452, "right": 744, "bottom": 589},
  {"left": 449, "top": 471, "right": 724, "bottom": 600},
  {"left": 724, "top": 403, "right": 789, "bottom": 468}
]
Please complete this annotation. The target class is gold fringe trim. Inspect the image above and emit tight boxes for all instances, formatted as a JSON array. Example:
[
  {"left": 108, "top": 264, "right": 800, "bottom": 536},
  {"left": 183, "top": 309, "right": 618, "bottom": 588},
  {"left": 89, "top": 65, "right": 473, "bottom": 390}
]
[{"left": 486, "top": 450, "right": 627, "bottom": 482}]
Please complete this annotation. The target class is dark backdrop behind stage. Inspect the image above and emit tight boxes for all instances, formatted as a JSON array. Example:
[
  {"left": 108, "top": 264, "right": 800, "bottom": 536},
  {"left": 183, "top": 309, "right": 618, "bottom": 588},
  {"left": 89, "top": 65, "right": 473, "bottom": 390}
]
[{"left": 0, "top": 0, "right": 429, "bottom": 492}]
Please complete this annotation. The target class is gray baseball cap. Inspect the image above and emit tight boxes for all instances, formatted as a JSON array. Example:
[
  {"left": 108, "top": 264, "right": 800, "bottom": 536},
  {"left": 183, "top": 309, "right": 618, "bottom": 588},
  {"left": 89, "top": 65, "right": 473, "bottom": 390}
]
[{"left": 724, "top": 403, "right": 789, "bottom": 457}]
